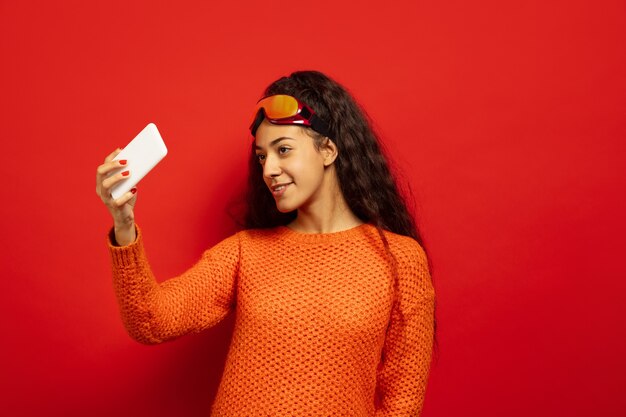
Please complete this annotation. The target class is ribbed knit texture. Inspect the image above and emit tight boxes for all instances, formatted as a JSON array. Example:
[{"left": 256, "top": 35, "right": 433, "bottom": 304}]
[{"left": 107, "top": 222, "right": 435, "bottom": 416}]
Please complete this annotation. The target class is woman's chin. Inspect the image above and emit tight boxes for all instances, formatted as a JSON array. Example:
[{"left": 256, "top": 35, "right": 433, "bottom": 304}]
[
  {"left": 275, "top": 197, "right": 302, "bottom": 213},
  {"left": 276, "top": 204, "right": 296, "bottom": 213}
]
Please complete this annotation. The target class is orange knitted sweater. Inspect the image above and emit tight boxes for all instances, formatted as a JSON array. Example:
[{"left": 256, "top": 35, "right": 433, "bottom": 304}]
[{"left": 107, "top": 222, "right": 435, "bottom": 416}]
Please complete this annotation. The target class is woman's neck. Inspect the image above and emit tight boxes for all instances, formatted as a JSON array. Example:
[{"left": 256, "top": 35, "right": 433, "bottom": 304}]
[{"left": 287, "top": 179, "right": 364, "bottom": 234}]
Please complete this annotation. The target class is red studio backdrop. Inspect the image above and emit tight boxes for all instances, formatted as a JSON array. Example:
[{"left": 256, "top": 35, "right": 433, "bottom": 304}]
[{"left": 1, "top": 1, "right": 624, "bottom": 416}]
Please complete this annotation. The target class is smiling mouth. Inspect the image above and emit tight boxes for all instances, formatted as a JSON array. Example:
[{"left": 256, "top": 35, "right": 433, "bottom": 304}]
[{"left": 272, "top": 183, "right": 292, "bottom": 197}]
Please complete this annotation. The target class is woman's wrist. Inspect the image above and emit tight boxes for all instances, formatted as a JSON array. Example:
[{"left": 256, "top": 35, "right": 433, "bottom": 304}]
[{"left": 113, "top": 221, "right": 137, "bottom": 246}]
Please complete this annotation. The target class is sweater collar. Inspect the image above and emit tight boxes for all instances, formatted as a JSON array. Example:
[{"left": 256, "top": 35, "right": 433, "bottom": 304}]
[{"left": 275, "top": 222, "right": 373, "bottom": 244}]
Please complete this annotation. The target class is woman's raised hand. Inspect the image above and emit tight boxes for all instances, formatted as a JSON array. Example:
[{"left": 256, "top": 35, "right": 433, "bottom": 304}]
[{"left": 96, "top": 148, "right": 138, "bottom": 245}]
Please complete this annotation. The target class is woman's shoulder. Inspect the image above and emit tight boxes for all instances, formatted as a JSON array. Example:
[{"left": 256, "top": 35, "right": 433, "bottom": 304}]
[
  {"left": 376, "top": 227, "right": 429, "bottom": 266},
  {"left": 232, "top": 226, "right": 284, "bottom": 242},
  {"left": 199, "top": 227, "right": 277, "bottom": 257},
  {"left": 377, "top": 229, "right": 433, "bottom": 299}
]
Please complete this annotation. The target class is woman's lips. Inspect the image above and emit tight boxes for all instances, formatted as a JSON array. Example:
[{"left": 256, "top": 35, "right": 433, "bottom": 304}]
[{"left": 272, "top": 183, "right": 292, "bottom": 197}]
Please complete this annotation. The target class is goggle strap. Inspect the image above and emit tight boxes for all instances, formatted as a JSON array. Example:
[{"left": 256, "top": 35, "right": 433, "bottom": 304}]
[
  {"left": 250, "top": 108, "right": 333, "bottom": 139},
  {"left": 309, "top": 114, "right": 332, "bottom": 138},
  {"left": 250, "top": 108, "right": 266, "bottom": 137}
]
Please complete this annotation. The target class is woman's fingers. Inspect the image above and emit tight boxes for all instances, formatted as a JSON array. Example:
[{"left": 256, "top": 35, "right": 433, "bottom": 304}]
[
  {"left": 97, "top": 148, "right": 125, "bottom": 177},
  {"left": 97, "top": 152, "right": 126, "bottom": 178},
  {"left": 113, "top": 188, "right": 137, "bottom": 208},
  {"left": 101, "top": 169, "right": 131, "bottom": 193},
  {"left": 104, "top": 148, "right": 122, "bottom": 163},
  {"left": 96, "top": 149, "right": 137, "bottom": 224},
  {"left": 96, "top": 149, "right": 129, "bottom": 196}
]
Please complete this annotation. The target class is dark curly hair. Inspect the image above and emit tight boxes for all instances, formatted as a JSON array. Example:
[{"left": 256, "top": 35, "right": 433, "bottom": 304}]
[{"left": 229, "top": 70, "right": 439, "bottom": 362}]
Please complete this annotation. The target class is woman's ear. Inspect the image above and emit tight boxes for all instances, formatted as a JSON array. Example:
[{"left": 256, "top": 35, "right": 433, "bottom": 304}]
[{"left": 321, "top": 137, "right": 339, "bottom": 167}]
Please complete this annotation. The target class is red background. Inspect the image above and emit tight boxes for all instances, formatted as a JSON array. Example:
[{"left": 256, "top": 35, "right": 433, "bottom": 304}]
[{"left": 1, "top": 1, "right": 625, "bottom": 416}]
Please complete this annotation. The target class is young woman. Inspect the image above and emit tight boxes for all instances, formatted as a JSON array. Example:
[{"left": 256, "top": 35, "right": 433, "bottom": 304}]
[{"left": 96, "top": 70, "right": 437, "bottom": 416}]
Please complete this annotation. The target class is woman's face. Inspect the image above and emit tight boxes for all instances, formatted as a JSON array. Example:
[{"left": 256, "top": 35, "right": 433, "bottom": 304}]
[{"left": 254, "top": 119, "right": 330, "bottom": 213}]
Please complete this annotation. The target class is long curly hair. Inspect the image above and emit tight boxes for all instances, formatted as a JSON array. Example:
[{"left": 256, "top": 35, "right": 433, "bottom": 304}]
[{"left": 229, "top": 70, "right": 438, "bottom": 362}]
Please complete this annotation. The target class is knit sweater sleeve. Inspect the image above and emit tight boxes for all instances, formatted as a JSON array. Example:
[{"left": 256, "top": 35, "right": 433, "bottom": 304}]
[
  {"left": 106, "top": 223, "right": 240, "bottom": 345},
  {"left": 375, "top": 239, "right": 436, "bottom": 416}
]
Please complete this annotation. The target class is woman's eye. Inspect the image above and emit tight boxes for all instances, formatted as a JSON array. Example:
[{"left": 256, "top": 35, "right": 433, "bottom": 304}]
[{"left": 256, "top": 148, "right": 288, "bottom": 163}]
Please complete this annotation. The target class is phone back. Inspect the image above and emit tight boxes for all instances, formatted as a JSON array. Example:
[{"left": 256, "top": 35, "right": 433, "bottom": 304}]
[{"left": 110, "top": 123, "right": 168, "bottom": 200}]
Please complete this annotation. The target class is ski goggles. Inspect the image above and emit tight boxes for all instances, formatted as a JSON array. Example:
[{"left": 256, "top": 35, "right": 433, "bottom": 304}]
[{"left": 249, "top": 94, "right": 332, "bottom": 138}]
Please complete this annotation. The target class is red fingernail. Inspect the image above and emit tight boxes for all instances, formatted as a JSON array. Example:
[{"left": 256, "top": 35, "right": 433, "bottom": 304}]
[
  {"left": 131, "top": 188, "right": 137, "bottom": 194},
  {"left": 121, "top": 171, "right": 130, "bottom": 176},
  {"left": 119, "top": 160, "right": 127, "bottom": 165}
]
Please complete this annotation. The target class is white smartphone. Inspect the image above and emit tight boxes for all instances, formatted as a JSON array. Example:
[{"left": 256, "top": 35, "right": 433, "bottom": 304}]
[{"left": 109, "top": 123, "right": 168, "bottom": 200}]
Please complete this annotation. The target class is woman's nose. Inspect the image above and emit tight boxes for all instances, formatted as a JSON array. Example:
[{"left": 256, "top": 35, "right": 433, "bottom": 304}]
[{"left": 262, "top": 154, "right": 281, "bottom": 179}]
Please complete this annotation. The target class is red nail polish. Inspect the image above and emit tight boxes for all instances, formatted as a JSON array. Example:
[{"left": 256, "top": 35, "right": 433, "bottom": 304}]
[
  {"left": 119, "top": 160, "right": 127, "bottom": 165},
  {"left": 131, "top": 188, "right": 137, "bottom": 194},
  {"left": 122, "top": 171, "right": 130, "bottom": 177}
]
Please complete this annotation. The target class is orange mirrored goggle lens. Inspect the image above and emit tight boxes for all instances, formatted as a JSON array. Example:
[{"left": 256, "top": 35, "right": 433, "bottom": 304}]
[
  {"left": 249, "top": 94, "right": 332, "bottom": 138},
  {"left": 252, "top": 94, "right": 300, "bottom": 121}
]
